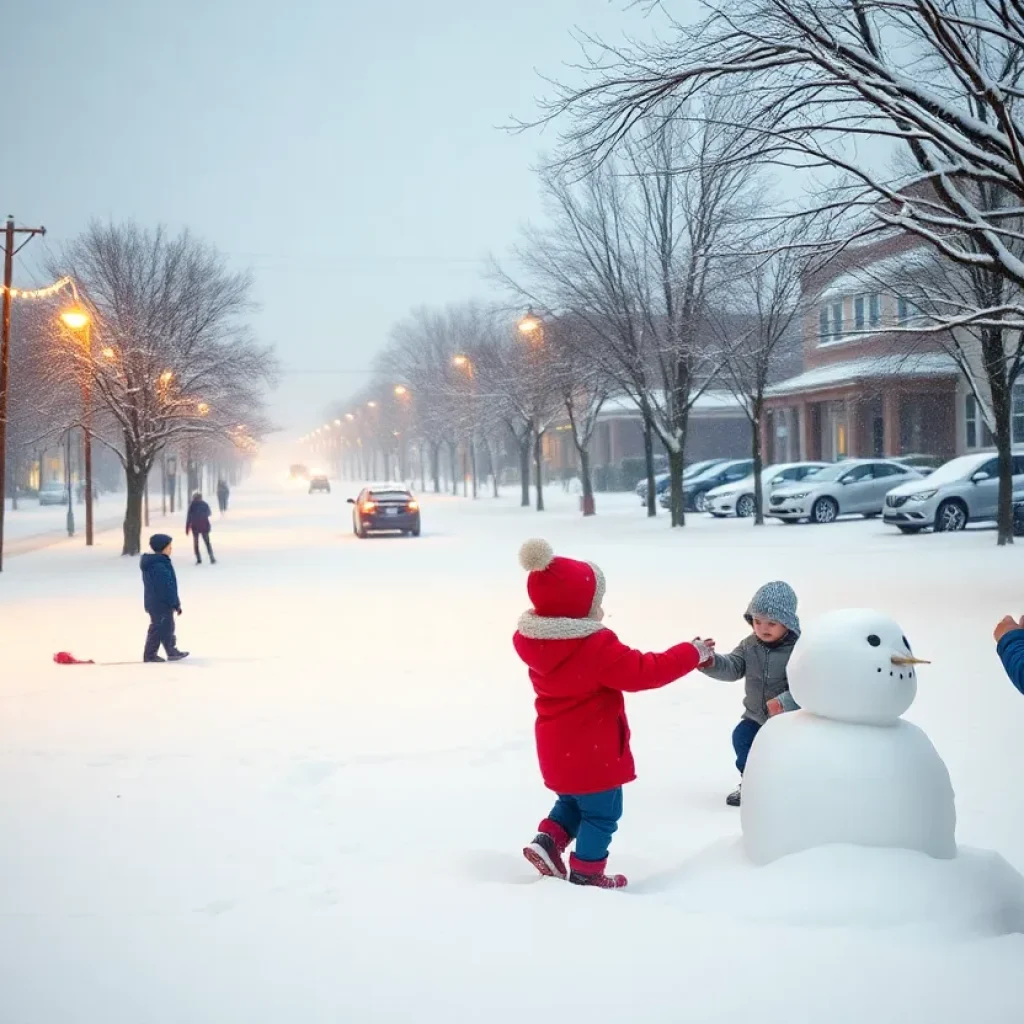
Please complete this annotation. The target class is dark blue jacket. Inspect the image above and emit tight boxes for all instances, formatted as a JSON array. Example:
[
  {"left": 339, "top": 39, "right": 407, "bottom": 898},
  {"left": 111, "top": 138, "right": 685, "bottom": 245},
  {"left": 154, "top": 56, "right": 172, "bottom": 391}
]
[
  {"left": 997, "top": 630, "right": 1024, "bottom": 696},
  {"left": 140, "top": 553, "right": 181, "bottom": 614}
]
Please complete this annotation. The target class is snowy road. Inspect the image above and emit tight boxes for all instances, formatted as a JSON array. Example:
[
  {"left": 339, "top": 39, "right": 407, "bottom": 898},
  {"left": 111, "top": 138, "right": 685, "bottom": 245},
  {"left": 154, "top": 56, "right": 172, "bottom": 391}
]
[{"left": 1, "top": 484, "right": 1023, "bottom": 1023}]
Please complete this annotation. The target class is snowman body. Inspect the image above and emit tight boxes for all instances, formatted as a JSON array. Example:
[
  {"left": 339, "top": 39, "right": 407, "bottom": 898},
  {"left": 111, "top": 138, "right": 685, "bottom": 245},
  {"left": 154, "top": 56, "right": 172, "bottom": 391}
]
[
  {"left": 740, "top": 608, "right": 956, "bottom": 866},
  {"left": 741, "top": 712, "right": 956, "bottom": 865}
]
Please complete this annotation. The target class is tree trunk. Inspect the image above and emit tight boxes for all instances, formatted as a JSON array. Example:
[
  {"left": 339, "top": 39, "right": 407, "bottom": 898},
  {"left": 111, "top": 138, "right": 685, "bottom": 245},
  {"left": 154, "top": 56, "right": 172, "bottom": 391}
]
[
  {"left": 448, "top": 441, "right": 458, "bottom": 496},
  {"left": 534, "top": 429, "right": 545, "bottom": 512},
  {"left": 122, "top": 465, "right": 145, "bottom": 556},
  {"left": 430, "top": 442, "right": 441, "bottom": 494},
  {"left": 643, "top": 414, "right": 657, "bottom": 518},
  {"left": 470, "top": 439, "right": 478, "bottom": 499},
  {"left": 751, "top": 396, "right": 765, "bottom": 526},
  {"left": 579, "top": 446, "right": 596, "bottom": 516},
  {"left": 419, "top": 445, "right": 427, "bottom": 493},
  {"left": 519, "top": 434, "right": 531, "bottom": 508},
  {"left": 667, "top": 447, "right": 685, "bottom": 527},
  {"left": 983, "top": 326, "right": 1015, "bottom": 546}
]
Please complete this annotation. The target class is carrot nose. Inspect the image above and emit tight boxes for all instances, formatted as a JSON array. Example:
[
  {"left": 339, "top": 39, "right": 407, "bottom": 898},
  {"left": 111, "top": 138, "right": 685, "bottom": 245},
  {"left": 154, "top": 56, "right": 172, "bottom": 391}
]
[{"left": 891, "top": 654, "right": 930, "bottom": 665}]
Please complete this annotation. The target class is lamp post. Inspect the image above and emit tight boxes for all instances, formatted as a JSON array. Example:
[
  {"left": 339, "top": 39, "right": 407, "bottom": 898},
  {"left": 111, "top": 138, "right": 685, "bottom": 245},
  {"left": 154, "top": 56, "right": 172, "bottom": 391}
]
[
  {"left": 518, "top": 311, "right": 546, "bottom": 512},
  {"left": 59, "top": 306, "right": 94, "bottom": 546},
  {"left": 452, "top": 356, "right": 478, "bottom": 499}
]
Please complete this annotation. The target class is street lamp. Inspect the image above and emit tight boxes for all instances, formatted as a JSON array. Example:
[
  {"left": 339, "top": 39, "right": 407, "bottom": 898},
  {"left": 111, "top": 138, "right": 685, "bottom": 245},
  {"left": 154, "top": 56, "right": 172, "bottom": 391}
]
[
  {"left": 367, "top": 400, "right": 378, "bottom": 409},
  {"left": 59, "top": 305, "right": 94, "bottom": 546},
  {"left": 394, "top": 385, "right": 409, "bottom": 397},
  {"left": 518, "top": 309, "right": 543, "bottom": 337}
]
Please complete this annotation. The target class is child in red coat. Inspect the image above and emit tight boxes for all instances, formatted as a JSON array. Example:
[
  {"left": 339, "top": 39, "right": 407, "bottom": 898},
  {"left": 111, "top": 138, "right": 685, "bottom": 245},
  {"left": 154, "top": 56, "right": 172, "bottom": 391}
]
[{"left": 514, "top": 539, "right": 713, "bottom": 889}]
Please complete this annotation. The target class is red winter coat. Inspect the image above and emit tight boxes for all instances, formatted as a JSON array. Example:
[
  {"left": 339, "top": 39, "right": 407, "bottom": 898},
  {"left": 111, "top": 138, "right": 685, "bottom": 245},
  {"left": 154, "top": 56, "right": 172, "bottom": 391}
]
[{"left": 514, "top": 618, "right": 700, "bottom": 795}]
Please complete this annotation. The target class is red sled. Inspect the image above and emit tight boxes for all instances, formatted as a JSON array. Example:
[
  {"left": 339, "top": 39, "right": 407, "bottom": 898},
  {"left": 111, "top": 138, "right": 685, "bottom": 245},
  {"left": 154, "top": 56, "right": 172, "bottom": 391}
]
[{"left": 54, "top": 651, "right": 95, "bottom": 665}]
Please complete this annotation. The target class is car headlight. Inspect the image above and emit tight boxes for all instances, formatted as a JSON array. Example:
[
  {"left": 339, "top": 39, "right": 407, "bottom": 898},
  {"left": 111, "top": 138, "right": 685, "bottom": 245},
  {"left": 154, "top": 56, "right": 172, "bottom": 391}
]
[
  {"left": 907, "top": 489, "right": 938, "bottom": 502},
  {"left": 714, "top": 489, "right": 736, "bottom": 499},
  {"left": 784, "top": 492, "right": 809, "bottom": 500}
]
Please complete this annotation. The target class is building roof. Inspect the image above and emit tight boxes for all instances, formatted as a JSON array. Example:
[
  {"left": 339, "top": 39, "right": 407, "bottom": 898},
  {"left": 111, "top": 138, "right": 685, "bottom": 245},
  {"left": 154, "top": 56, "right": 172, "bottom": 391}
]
[
  {"left": 765, "top": 353, "right": 959, "bottom": 398},
  {"left": 599, "top": 389, "right": 747, "bottom": 419}
]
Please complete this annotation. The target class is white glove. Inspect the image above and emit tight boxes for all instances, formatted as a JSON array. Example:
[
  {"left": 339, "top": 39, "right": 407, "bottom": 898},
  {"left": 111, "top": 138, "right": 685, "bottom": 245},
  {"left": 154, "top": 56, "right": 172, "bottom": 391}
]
[{"left": 692, "top": 638, "right": 715, "bottom": 666}]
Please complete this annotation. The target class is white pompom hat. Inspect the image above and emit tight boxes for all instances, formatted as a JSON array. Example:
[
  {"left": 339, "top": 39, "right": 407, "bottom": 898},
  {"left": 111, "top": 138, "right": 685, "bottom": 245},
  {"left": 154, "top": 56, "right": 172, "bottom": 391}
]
[{"left": 518, "top": 539, "right": 605, "bottom": 619}]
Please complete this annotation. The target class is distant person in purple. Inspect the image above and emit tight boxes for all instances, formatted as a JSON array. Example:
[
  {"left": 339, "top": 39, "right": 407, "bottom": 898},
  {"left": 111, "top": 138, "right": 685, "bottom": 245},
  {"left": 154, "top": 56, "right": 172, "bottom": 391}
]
[
  {"left": 216, "top": 479, "right": 230, "bottom": 515},
  {"left": 185, "top": 491, "right": 216, "bottom": 565}
]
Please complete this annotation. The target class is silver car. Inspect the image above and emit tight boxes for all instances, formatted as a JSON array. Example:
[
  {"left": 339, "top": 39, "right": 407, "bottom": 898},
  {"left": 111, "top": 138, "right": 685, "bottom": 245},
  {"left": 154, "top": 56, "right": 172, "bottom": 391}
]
[
  {"left": 38, "top": 482, "right": 68, "bottom": 506},
  {"left": 883, "top": 450, "right": 1024, "bottom": 533},
  {"left": 705, "top": 461, "right": 829, "bottom": 518},
  {"left": 768, "top": 459, "right": 924, "bottom": 524}
]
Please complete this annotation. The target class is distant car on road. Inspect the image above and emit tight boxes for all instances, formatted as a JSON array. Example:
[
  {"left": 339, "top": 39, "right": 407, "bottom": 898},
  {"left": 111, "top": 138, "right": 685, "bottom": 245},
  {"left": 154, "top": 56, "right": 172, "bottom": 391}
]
[
  {"left": 348, "top": 486, "right": 421, "bottom": 538},
  {"left": 768, "top": 459, "right": 923, "bottom": 524},
  {"left": 308, "top": 474, "right": 331, "bottom": 494},
  {"left": 705, "top": 461, "right": 829, "bottom": 518},
  {"left": 289, "top": 464, "right": 309, "bottom": 480},
  {"left": 660, "top": 458, "right": 755, "bottom": 513},
  {"left": 883, "top": 451, "right": 1024, "bottom": 534},
  {"left": 38, "top": 482, "right": 67, "bottom": 507}
]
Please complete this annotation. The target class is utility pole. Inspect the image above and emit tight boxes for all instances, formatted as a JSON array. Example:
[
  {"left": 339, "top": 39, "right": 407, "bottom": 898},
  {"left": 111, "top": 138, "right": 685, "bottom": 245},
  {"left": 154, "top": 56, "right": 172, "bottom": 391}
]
[{"left": 0, "top": 215, "right": 47, "bottom": 572}]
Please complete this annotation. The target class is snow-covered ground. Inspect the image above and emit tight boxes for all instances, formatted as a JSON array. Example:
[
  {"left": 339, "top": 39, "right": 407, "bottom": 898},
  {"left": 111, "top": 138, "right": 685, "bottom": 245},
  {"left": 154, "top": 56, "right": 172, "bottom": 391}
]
[
  {"left": 1, "top": 481, "right": 1023, "bottom": 1023},
  {"left": 3, "top": 495, "right": 125, "bottom": 555}
]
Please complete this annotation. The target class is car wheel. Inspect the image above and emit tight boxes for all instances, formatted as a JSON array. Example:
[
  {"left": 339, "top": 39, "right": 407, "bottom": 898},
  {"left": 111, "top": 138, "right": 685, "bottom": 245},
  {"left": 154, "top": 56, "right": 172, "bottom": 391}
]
[
  {"left": 693, "top": 490, "right": 709, "bottom": 513},
  {"left": 935, "top": 500, "right": 968, "bottom": 532},
  {"left": 811, "top": 497, "right": 838, "bottom": 524},
  {"left": 411, "top": 524, "right": 421, "bottom": 537},
  {"left": 898, "top": 526, "right": 922, "bottom": 535},
  {"left": 736, "top": 494, "right": 756, "bottom": 518}
]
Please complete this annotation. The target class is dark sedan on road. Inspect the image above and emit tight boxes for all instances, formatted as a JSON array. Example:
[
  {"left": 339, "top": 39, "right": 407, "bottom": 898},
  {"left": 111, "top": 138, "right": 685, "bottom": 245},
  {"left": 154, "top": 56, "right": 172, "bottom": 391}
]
[{"left": 348, "top": 487, "right": 421, "bottom": 538}]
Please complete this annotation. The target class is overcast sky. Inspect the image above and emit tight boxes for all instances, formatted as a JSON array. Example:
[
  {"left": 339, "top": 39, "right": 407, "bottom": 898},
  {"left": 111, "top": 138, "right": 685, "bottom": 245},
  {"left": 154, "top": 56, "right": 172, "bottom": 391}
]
[{"left": 7, "top": 0, "right": 660, "bottom": 438}]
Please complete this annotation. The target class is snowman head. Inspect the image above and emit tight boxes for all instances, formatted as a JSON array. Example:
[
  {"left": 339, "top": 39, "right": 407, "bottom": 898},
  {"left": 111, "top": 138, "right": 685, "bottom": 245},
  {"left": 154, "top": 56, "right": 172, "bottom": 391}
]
[{"left": 788, "top": 609, "right": 928, "bottom": 725}]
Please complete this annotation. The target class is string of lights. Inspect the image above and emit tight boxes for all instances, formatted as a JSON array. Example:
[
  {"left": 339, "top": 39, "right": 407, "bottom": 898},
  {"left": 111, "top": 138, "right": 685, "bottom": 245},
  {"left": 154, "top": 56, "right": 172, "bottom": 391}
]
[{"left": 0, "top": 276, "right": 77, "bottom": 301}]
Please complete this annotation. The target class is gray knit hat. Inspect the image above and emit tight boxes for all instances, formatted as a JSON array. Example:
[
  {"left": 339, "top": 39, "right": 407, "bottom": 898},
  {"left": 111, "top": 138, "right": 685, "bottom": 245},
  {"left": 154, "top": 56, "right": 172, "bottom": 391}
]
[{"left": 744, "top": 581, "right": 800, "bottom": 637}]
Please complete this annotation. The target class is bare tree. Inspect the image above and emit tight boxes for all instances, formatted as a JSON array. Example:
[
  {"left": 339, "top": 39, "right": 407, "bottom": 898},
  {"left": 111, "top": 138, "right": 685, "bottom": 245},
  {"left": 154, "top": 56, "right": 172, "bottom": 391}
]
[
  {"left": 52, "top": 222, "right": 275, "bottom": 555},
  {"left": 713, "top": 220, "right": 827, "bottom": 524}
]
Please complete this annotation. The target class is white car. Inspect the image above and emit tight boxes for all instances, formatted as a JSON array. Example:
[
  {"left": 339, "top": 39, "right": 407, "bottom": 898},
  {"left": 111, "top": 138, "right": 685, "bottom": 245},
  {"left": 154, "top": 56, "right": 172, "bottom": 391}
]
[
  {"left": 38, "top": 482, "right": 68, "bottom": 507},
  {"left": 883, "top": 450, "right": 1024, "bottom": 534},
  {"left": 705, "top": 461, "right": 829, "bottom": 518},
  {"left": 767, "top": 459, "right": 924, "bottom": 524}
]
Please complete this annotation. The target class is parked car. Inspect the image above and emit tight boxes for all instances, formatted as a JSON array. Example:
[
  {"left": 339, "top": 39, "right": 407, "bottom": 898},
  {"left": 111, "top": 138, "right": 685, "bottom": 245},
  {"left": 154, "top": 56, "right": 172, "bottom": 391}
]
[
  {"left": 883, "top": 451, "right": 1024, "bottom": 534},
  {"left": 635, "top": 459, "right": 725, "bottom": 505},
  {"left": 894, "top": 453, "right": 944, "bottom": 475},
  {"left": 705, "top": 461, "right": 829, "bottom": 518},
  {"left": 1014, "top": 492, "right": 1024, "bottom": 537},
  {"left": 767, "top": 459, "right": 923, "bottom": 524},
  {"left": 308, "top": 474, "right": 331, "bottom": 494},
  {"left": 348, "top": 486, "right": 421, "bottom": 538},
  {"left": 38, "top": 482, "right": 68, "bottom": 506},
  {"left": 660, "top": 459, "right": 755, "bottom": 513}
]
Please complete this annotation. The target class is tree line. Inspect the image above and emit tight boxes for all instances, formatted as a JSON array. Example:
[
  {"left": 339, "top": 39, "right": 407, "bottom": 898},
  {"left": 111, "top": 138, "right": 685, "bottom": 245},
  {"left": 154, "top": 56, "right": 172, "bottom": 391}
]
[{"left": 5, "top": 221, "right": 276, "bottom": 556}]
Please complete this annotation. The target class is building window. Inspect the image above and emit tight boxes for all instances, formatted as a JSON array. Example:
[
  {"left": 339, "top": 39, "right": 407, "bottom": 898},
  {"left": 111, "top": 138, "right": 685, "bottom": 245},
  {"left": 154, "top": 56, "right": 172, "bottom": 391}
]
[
  {"left": 830, "top": 300, "right": 843, "bottom": 340},
  {"left": 819, "top": 307, "right": 830, "bottom": 341},
  {"left": 966, "top": 393, "right": 998, "bottom": 448},
  {"left": 869, "top": 293, "right": 881, "bottom": 326},
  {"left": 966, "top": 394, "right": 978, "bottom": 449},
  {"left": 897, "top": 296, "right": 919, "bottom": 325},
  {"left": 854, "top": 295, "right": 865, "bottom": 330},
  {"left": 1013, "top": 382, "right": 1024, "bottom": 445}
]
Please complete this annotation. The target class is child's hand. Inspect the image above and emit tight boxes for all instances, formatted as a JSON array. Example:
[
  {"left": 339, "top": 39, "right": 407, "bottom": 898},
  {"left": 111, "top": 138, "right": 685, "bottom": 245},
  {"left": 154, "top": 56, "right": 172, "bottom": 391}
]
[
  {"left": 766, "top": 697, "right": 783, "bottom": 717},
  {"left": 994, "top": 615, "right": 1023, "bottom": 644},
  {"left": 692, "top": 638, "right": 715, "bottom": 667}
]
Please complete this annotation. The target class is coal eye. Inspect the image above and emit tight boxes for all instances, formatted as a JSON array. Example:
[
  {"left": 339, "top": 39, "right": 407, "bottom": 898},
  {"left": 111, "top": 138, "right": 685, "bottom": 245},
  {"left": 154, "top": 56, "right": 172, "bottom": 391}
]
[{"left": 867, "top": 635, "right": 881, "bottom": 647}]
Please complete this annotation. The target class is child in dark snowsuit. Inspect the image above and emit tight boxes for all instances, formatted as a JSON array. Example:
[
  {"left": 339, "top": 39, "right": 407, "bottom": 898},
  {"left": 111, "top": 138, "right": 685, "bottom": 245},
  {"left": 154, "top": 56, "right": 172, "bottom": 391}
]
[
  {"left": 514, "top": 538, "right": 713, "bottom": 889},
  {"left": 994, "top": 614, "right": 1024, "bottom": 695},
  {"left": 700, "top": 580, "right": 800, "bottom": 806},
  {"left": 140, "top": 533, "right": 188, "bottom": 663},
  {"left": 186, "top": 492, "right": 216, "bottom": 565}
]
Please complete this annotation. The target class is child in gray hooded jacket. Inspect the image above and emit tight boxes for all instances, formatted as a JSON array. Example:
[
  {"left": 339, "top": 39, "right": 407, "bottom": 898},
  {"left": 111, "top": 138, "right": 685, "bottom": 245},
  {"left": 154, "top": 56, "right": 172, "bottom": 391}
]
[{"left": 701, "top": 581, "right": 800, "bottom": 807}]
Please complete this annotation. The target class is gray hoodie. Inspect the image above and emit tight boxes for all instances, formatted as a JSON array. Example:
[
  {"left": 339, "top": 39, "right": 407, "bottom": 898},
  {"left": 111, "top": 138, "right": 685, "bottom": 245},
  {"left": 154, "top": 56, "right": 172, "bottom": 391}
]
[
  {"left": 702, "top": 634, "right": 799, "bottom": 724},
  {"left": 701, "top": 580, "right": 801, "bottom": 724}
]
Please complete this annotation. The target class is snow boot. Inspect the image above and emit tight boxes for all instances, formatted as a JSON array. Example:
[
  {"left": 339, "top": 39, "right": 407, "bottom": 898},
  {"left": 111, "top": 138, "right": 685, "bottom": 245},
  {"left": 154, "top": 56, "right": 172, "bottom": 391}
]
[
  {"left": 726, "top": 785, "right": 742, "bottom": 807},
  {"left": 144, "top": 655, "right": 166, "bottom": 664},
  {"left": 523, "top": 818, "right": 570, "bottom": 879},
  {"left": 167, "top": 651, "right": 190, "bottom": 662},
  {"left": 568, "top": 854, "right": 627, "bottom": 889}
]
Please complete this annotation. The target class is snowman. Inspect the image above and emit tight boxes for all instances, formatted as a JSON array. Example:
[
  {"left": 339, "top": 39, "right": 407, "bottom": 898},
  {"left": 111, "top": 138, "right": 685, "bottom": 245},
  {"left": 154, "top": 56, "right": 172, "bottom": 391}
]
[{"left": 741, "top": 608, "right": 956, "bottom": 866}]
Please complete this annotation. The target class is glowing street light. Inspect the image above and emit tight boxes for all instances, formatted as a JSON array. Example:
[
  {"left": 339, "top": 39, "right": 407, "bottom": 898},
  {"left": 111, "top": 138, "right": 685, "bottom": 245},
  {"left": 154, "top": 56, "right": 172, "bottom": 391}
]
[
  {"left": 367, "top": 400, "right": 378, "bottom": 409},
  {"left": 334, "top": 418, "right": 342, "bottom": 426},
  {"left": 394, "top": 385, "right": 408, "bottom": 397},
  {"left": 159, "top": 370, "right": 174, "bottom": 385},
  {"left": 60, "top": 307, "right": 90, "bottom": 331},
  {"left": 345, "top": 413, "right": 355, "bottom": 422},
  {"left": 101, "top": 346, "right": 116, "bottom": 360},
  {"left": 197, "top": 402, "right": 210, "bottom": 416},
  {"left": 518, "top": 310, "right": 542, "bottom": 336}
]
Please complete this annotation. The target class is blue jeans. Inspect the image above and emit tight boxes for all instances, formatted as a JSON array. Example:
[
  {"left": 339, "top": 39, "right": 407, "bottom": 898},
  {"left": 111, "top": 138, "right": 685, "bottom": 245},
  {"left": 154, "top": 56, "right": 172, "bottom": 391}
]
[
  {"left": 547, "top": 788, "right": 623, "bottom": 862},
  {"left": 732, "top": 719, "right": 761, "bottom": 774}
]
